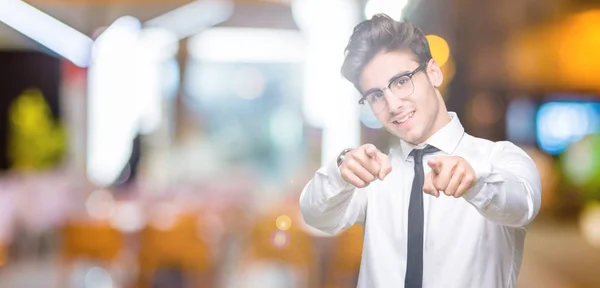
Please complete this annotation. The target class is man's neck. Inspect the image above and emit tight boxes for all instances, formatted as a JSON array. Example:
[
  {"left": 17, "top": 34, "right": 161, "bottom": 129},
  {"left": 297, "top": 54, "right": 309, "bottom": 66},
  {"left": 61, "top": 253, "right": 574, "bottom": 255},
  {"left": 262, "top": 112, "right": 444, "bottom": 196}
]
[{"left": 415, "top": 111, "right": 452, "bottom": 146}]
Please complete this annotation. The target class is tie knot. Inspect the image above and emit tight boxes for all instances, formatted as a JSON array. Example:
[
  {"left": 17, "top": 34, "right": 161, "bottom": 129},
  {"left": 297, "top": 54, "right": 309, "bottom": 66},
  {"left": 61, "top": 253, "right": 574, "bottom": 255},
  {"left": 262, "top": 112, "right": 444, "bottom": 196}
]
[{"left": 410, "top": 145, "right": 439, "bottom": 164}]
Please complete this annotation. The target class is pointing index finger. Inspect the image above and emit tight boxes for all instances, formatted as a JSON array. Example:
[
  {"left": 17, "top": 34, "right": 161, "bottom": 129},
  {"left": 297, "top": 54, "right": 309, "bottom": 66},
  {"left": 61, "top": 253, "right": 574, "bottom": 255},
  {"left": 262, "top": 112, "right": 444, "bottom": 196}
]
[
  {"left": 377, "top": 152, "right": 392, "bottom": 180},
  {"left": 365, "top": 144, "right": 379, "bottom": 159},
  {"left": 427, "top": 158, "right": 442, "bottom": 175}
]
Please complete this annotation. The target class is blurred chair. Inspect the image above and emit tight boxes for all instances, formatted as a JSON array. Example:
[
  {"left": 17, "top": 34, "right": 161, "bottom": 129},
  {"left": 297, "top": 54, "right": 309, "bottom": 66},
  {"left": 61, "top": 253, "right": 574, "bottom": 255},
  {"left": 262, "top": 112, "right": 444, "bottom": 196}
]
[
  {"left": 61, "top": 219, "right": 124, "bottom": 262},
  {"left": 59, "top": 219, "right": 125, "bottom": 287},
  {"left": 237, "top": 209, "right": 318, "bottom": 288},
  {"left": 324, "top": 225, "right": 363, "bottom": 288},
  {"left": 136, "top": 211, "right": 215, "bottom": 288},
  {"left": 0, "top": 241, "right": 7, "bottom": 269}
]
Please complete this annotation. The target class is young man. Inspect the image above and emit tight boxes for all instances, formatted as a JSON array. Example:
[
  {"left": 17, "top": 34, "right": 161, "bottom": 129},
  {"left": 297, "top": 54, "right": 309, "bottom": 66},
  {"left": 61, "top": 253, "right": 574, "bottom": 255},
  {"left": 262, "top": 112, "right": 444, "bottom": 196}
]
[{"left": 299, "top": 14, "right": 541, "bottom": 288}]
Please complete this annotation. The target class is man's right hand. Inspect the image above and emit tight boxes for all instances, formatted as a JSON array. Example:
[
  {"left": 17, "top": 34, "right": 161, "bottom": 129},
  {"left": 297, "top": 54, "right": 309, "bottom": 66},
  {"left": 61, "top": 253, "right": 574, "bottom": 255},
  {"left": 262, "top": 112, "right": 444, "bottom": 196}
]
[{"left": 339, "top": 144, "right": 392, "bottom": 188}]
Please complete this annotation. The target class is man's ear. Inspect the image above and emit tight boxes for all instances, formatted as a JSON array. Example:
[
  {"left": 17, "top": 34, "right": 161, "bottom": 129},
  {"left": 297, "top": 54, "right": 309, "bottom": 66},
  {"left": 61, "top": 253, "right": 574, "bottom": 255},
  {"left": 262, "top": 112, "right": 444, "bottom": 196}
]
[{"left": 427, "top": 59, "right": 444, "bottom": 88}]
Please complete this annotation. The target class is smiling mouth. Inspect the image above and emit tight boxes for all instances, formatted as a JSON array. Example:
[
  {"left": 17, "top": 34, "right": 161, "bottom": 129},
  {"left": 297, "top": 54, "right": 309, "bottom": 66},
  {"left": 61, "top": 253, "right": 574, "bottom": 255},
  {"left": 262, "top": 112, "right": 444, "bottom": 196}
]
[{"left": 392, "top": 111, "right": 415, "bottom": 124}]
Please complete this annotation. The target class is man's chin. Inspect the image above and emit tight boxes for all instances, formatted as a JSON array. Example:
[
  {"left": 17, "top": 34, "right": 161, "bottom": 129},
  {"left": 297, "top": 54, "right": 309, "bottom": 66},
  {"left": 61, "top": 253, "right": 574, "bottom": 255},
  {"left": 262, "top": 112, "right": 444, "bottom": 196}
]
[
  {"left": 385, "top": 125, "right": 420, "bottom": 143},
  {"left": 396, "top": 130, "right": 422, "bottom": 145},
  {"left": 391, "top": 132, "right": 414, "bottom": 144}
]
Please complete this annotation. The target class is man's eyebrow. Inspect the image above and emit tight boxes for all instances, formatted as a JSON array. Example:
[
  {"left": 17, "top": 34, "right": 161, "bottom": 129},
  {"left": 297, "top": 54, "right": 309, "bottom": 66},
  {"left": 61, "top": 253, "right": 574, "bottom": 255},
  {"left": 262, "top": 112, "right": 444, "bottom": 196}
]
[
  {"left": 387, "top": 70, "right": 412, "bottom": 82},
  {"left": 362, "top": 88, "right": 381, "bottom": 96},
  {"left": 361, "top": 70, "right": 412, "bottom": 96}
]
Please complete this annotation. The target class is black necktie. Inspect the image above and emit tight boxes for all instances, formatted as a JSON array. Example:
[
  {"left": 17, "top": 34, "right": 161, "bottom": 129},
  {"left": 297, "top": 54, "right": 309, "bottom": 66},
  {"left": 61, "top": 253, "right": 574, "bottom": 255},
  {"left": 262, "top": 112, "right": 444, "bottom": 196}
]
[{"left": 405, "top": 145, "right": 439, "bottom": 288}]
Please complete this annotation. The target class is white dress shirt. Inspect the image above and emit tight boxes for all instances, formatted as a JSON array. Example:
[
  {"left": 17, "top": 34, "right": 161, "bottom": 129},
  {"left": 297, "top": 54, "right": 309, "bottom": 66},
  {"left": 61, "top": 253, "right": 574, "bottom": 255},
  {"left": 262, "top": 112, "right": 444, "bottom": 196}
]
[{"left": 299, "top": 112, "right": 542, "bottom": 288}]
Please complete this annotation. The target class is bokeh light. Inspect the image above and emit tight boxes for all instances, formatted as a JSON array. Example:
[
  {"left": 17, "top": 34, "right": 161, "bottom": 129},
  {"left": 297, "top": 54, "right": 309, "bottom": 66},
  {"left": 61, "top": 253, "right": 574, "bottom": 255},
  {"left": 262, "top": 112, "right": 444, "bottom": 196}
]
[
  {"left": 580, "top": 202, "right": 600, "bottom": 248},
  {"left": 426, "top": 35, "right": 450, "bottom": 67},
  {"left": 561, "top": 134, "right": 600, "bottom": 193},
  {"left": 275, "top": 215, "right": 292, "bottom": 231},
  {"left": 536, "top": 102, "right": 600, "bottom": 155},
  {"left": 149, "top": 202, "right": 180, "bottom": 231},
  {"left": 556, "top": 10, "right": 600, "bottom": 90},
  {"left": 84, "top": 266, "right": 114, "bottom": 288},
  {"left": 109, "top": 202, "right": 144, "bottom": 233},
  {"left": 85, "top": 189, "right": 116, "bottom": 220},
  {"left": 270, "top": 230, "right": 290, "bottom": 249}
]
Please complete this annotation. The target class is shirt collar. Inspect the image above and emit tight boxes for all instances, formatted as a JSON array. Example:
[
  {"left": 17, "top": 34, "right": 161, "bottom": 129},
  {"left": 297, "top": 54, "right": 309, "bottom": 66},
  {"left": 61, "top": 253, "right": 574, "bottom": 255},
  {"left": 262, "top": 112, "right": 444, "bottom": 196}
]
[{"left": 398, "top": 112, "right": 465, "bottom": 160}]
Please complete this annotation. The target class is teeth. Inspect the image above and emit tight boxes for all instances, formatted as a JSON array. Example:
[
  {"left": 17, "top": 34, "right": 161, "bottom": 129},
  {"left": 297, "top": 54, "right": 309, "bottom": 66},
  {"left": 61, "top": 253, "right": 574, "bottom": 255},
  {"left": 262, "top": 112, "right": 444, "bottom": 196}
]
[{"left": 394, "top": 112, "right": 413, "bottom": 124}]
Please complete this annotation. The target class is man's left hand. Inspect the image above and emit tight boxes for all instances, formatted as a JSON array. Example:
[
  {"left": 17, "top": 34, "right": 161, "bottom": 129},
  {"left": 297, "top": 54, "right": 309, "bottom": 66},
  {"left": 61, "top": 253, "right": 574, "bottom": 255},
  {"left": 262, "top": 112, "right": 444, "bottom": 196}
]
[{"left": 423, "top": 156, "right": 476, "bottom": 198}]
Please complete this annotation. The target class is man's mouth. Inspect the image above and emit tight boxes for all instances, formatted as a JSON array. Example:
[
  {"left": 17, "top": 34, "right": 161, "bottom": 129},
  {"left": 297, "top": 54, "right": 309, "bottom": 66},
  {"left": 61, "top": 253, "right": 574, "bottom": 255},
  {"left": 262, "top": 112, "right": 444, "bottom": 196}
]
[{"left": 392, "top": 111, "right": 415, "bottom": 124}]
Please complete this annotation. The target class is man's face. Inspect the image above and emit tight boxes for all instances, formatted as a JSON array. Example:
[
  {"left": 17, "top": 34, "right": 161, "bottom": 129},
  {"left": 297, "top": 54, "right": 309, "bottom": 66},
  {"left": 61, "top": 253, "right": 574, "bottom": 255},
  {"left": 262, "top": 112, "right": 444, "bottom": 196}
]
[{"left": 359, "top": 50, "right": 444, "bottom": 145}]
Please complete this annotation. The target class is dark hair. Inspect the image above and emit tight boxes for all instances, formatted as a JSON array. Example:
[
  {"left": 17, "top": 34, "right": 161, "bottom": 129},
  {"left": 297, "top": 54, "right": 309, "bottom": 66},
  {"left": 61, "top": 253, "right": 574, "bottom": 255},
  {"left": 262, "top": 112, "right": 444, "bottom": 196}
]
[{"left": 341, "top": 14, "right": 432, "bottom": 90}]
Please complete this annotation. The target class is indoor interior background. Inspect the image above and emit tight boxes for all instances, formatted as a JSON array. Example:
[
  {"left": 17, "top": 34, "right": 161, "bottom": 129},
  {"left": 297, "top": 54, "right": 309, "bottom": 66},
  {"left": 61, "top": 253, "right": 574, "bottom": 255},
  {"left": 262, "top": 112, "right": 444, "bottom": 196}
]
[{"left": 0, "top": 0, "right": 599, "bottom": 287}]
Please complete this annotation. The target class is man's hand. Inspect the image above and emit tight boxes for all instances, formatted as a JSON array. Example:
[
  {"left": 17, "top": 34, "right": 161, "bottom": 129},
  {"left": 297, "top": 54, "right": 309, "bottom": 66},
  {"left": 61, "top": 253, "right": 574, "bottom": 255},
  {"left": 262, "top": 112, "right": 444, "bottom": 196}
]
[
  {"left": 424, "top": 156, "right": 476, "bottom": 198},
  {"left": 339, "top": 144, "right": 392, "bottom": 188}
]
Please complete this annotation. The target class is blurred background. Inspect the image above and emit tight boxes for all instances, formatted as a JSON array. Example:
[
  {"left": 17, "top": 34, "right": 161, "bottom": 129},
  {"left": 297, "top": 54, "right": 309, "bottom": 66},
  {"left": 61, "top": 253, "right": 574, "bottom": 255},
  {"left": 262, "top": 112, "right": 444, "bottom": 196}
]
[{"left": 0, "top": 0, "right": 599, "bottom": 287}]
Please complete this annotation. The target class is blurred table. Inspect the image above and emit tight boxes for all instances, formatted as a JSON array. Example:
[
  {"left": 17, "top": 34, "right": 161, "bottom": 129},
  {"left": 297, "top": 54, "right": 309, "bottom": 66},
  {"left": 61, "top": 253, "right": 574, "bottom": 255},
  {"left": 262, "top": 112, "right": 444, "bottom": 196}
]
[{"left": 519, "top": 220, "right": 600, "bottom": 288}]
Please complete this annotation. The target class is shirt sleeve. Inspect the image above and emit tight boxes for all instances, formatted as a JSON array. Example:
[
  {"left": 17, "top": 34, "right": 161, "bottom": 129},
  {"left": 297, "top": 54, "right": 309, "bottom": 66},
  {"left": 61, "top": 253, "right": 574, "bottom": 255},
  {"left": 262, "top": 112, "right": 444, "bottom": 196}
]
[
  {"left": 462, "top": 141, "right": 542, "bottom": 227},
  {"left": 299, "top": 156, "right": 368, "bottom": 235}
]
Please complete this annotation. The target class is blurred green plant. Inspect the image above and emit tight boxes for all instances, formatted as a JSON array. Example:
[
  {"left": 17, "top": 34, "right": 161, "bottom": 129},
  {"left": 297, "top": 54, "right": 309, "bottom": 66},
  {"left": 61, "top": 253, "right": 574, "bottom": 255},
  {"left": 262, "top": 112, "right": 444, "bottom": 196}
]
[
  {"left": 560, "top": 133, "right": 600, "bottom": 202},
  {"left": 7, "top": 88, "right": 67, "bottom": 171}
]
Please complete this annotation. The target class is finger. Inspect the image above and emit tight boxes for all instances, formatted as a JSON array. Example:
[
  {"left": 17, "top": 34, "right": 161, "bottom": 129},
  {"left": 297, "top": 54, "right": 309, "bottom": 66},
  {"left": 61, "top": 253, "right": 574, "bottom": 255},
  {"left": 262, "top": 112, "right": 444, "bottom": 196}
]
[
  {"left": 427, "top": 158, "right": 442, "bottom": 175},
  {"left": 434, "top": 167, "right": 454, "bottom": 194},
  {"left": 377, "top": 153, "right": 392, "bottom": 180},
  {"left": 341, "top": 169, "right": 368, "bottom": 188},
  {"left": 355, "top": 149, "right": 381, "bottom": 177},
  {"left": 364, "top": 144, "right": 379, "bottom": 158},
  {"left": 444, "top": 171, "right": 463, "bottom": 197},
  {"left": 423, "top": 172, "right": 439, "bottom": 197},
  {"left": 455, "top": 173, "right": 476, "bottom": 198},
  {"left": 347, "top": 160, "right": 378, "bottom": 184}
]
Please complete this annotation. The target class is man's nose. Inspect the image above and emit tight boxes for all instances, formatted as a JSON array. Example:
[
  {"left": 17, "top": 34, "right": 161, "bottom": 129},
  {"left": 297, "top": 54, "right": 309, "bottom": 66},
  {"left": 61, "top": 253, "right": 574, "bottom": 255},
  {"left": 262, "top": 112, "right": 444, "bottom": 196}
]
[{"left": 384, "top": 89, "right": 403, "bottom": 111}]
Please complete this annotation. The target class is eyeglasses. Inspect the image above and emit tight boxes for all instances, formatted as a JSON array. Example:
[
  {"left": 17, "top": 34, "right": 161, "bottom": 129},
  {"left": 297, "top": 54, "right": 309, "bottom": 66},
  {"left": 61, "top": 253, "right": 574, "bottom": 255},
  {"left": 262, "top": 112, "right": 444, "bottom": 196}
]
[{"left": 358, "top": 62, "right": 428, "bottom": 111}]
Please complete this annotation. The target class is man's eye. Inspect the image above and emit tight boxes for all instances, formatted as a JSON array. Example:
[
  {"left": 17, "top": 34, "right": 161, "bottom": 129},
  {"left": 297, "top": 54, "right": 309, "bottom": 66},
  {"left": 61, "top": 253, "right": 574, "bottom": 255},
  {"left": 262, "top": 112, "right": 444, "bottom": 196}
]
[
  {"left": 369, "top": 92, "right": 384, "bottom": 102},
  {"left": 393, "top": 76, "right": 410, "bottom": 87}
]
